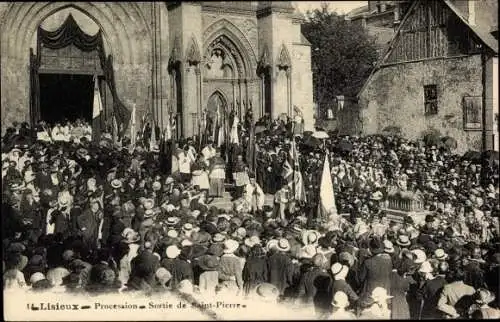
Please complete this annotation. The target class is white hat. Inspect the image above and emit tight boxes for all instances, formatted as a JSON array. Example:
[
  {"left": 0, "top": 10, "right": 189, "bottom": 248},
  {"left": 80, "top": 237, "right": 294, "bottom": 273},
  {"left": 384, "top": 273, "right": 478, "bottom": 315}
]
[
  {"left": 152, "top": 181, "right": 162, "bottom": 191},
  {"left": 223, "top": 239, "right": 240, "bottom": 254},
  {"left": 418, "top": 261, "right": 434, "bottom": 274},
  {"left": 30, "top": 272, "right": 46, "bottom": 285},
  {"left": 371, "top": 287, "right": 393, "bottom": 302},
  {"left": 332, "top": 291, "right": 350, "bottom": 308},
  {"left": 111, "top": 179, "right": 122, "bottom": 189},
  {"left": 300, "top": 244, "right": 317, "bottom": 259},
  {"left": 182, "top": 223, "right": 193, "bottom": 231},
  {"left": 434, "top": 248, "right": 448, "bottom": 260},
  {"left": 276, "top": 238, "right": 291, "bottom": 252},
  {"left": 166, "top": 245, "right": 181, "bottom": 259},
  {"left": 331, "top": 263, "right": 348, "bottom": 276},
  {"left": 167, "top": 229, "right": 178, "bottom": 238},
  {"left": 383, "top": 240, "right": 394, "bottom": 253},
  {"left": 411, "top": 249, "right": 427, "bottom": 264},
  {"left": 181, "top": 239, "right": 193, "bottom": 247},
  {"left": 244, "top": 236, "right": 261, "bottom": 248},
  {"left": 191, "top": 210, "right": 201, "bottom": 218}
]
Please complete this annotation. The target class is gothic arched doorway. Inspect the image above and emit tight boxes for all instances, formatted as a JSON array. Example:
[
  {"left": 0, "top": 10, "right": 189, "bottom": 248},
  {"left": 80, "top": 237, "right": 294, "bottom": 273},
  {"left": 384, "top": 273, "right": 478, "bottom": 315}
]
[
  {"left": 30, "top": 9, "right": 130, "bottom": 136},
  {"left": 205, "top": 91, "right": 228, "bottom": 142}
]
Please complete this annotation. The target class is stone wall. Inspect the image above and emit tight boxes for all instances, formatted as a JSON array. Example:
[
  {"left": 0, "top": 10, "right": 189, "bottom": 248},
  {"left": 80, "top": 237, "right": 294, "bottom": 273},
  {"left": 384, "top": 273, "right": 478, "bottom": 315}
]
[{"left": 359, "top": 55, "right": 484, "bottom": 153}]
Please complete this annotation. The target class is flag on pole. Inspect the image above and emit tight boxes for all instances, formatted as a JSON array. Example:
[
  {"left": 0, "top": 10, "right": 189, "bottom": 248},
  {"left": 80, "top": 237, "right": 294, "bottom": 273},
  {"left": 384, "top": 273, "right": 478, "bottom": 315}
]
[
  {"left": 290, "top": 138, "right": 306, "bottom": 203},
  {"left": 92, "top": 76, "right": 104, "bottom": 142},
  {"left": 318, "top": 151, "right": 337, "bottom": 222},
  {"left": 130, "top": 104, "right": 137, "bottom": 148}
]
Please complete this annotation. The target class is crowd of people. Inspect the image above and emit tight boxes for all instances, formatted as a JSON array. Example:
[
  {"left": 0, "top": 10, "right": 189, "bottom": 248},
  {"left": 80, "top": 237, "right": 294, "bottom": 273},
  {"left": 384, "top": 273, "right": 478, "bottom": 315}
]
[{"left": 2, "top": 115, "right": 500, "bottom": 320}]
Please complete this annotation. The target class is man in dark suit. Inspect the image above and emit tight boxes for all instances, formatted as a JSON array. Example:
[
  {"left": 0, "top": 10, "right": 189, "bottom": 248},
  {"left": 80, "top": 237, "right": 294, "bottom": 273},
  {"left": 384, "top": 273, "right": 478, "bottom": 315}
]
[{"left": 358, "top": 237, "right": 393, "bottom": 298}]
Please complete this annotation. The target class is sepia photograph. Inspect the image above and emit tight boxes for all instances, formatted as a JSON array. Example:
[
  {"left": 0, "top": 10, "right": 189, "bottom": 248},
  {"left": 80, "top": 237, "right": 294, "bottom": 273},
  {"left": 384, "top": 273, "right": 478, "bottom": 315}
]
[{"left": 1, "top": 1, "right": 499, "bottom": 320}]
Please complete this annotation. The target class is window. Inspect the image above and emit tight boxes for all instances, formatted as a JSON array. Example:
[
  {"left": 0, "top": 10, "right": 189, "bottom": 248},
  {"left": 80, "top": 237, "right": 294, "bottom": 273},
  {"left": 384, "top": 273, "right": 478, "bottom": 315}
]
[
  {"left": 463, "top": 96, "right": 483, "bottom": 130},
  {"left": 424, "top": 85, "right": 438, "bottom": 115}
]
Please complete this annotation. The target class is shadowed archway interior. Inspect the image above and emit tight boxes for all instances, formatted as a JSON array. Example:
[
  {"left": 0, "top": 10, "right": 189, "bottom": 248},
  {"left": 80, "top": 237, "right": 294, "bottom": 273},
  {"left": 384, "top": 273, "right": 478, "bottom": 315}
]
[{"left": 39, "top": 73, "right": 94, "bottom": 125}]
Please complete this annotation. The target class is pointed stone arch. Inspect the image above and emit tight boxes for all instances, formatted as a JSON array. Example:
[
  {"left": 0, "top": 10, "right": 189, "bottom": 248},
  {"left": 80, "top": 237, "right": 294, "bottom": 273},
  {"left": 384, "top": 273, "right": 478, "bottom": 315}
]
[
  {"left": 169, "top": 34, "right": 182, "bottom": 68},
  {"left": 185, "top": 35, "right": 202, "bottom": 66},
  {"left": 203, "top": 18, "right": 257, "bottom": 78},
  {"left": 277, "top": 43, "right": 292, "bottom": 69},
  {"left": 257, "top": 42, "right": 271, "bottom": 74}
]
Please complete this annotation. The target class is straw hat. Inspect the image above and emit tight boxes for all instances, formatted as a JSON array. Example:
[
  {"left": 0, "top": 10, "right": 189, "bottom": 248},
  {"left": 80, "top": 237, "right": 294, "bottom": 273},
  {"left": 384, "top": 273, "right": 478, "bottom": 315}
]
[
  {"left": 166, "top": 216, "right": 180, "bottom": 226},
  {"left": 475, "top": 289, "right": 495, "bottom": 305},
  {"left": 396, "top": 235, "right": 411, "bottom": 247},
  {"left": 111, "top": 179, "right": 122, "bottom": 189},
  {"left": 383, "top": 240, "right": 395, "bottom": 253},
  {"left": 371, "top": 287, "right": 393, "bottom": 302},
  {"left": 332, "top": 291, "right": 350, "bottom": 308},
  {"left": 181, "top": 239, "right": 193, "bottom": 247},
  {"left": 212, "top": 233, "right": 226, "bottom": 243},
  {"left": 411, "top": 249, "right": 427, "bottom": 264},
  {"left": 255, "top": 283, "right": 279, "bottom": 301},
  {"left": 244, "top": 236, "right": 261, "bottom": 248},
  {"left": 30, "top": 272, "right": 46, "bottom": 285},
  {"left": 155, "top": 267, "right": 172, "bottom": 285},
  {"left": 302, "top": 230, "right": 320, "bottom": 246},
  {"left": 331, "top": 263, "right": 348, "bottom": 276},
  {"left": 276, "top": 238, "right": 291, "bottom": 252},
  {"left": 300, "top": 244, "right": 317, "bottom": 259},
  {"left": 418, "top": 261, "right": 434, "bottom": 274},
  {"left": 434, "top": 248, "right": 448, "bottom": 260},
  {"left": 166, "top": 245, "right": 181, "bottom": 259},
  {"left": 266, "top": 239, "right": 279, "bottom": 252},
  {"left": 223, "top": 239, "right": 239, "bottom": 254},
  {"left": 152, "top": 181, "right": 162, "bottom": 191},
  {"left": 144, "top": 209, "right": 156, "bottom": 218},
  {"left": 123, "top": 230, "right": 140, "bottom": 244}
]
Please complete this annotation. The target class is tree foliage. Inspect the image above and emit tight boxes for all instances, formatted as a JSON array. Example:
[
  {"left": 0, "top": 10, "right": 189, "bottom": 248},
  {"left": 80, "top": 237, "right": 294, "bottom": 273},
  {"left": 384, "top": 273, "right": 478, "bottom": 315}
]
[{"left": 302, "top": 7, "right": 379, "bottom": 115}]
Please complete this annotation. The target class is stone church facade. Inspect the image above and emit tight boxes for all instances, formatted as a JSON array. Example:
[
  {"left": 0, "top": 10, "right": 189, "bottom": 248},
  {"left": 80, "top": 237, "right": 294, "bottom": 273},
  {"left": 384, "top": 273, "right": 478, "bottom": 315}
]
[{"left": 0, "top": 1, "right": 314, "bottom": 137}]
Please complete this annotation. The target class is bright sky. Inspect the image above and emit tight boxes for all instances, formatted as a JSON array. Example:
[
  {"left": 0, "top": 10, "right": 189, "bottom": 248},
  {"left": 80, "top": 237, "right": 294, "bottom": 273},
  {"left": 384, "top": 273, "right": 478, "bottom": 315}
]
[{"left": 294, "top": 1, "right": 367, "bottom": 15}]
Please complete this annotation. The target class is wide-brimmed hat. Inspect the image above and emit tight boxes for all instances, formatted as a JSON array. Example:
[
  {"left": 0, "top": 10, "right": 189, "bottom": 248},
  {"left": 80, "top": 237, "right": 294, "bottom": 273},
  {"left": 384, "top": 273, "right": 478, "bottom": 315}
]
[
  {"left": 381, "top": 239, "right": 393, "bottom": 253},
  {"left": 371, "top": 287, "right": 393, "bottom": 302},
  {"left": 166, "top": 216, "right": 180, "bottom": 226},
  {"left": 276, "top": 238, "right": 291, "bottom": 252},
  {"left": 332, "top": 291, "right": 350, "bottom": 308},
  {"left": 244, "top": 236, "right": 261, "bottom": 248},
  {"left": 475, "top": 289, "right": 495, "bottom": 305},
  {"left": 30, "top": 272, "right": 47, "bottom": 285},
  {"left": 144, "top": 209, "right": 156, "bottom": 218},
  {"left": 223, "top": 239, "right": 239, "bottom": 254},
  {"left": 198, "top": 255, "right": 220, "bottom": 271},
  {"left": 166, "top": 245, "right": 181, "bottom": 259},
  {"left": 143, "top": 198, "right": 155, "bottom": 210},
  {"left": 370, "top": 191, "right": 383, "bottom": 201},
  {"left": 434, "top": 248, "right": 448, "bottom": 260},
  {"left": 165, "top": 177, "right": 175, "bottom": 185},
  {"left": 123, "top": 230, "right": 140, "bottom": 244},
  {"left": 411, "top": 249, "right": 427, "bottom": 264},
  {"left": 331, "top": 262, "right": 348, "bottom": 276},
  {"left": 255, "top": 283, "right": 279, "bottom": 301},
  {"left": 182, "top": 223, "right": 193, "bottom": 232},
  {"left": 302, "top": 230, "right": 320, "bottom": 246},
  {"left": 418, "top": 261, "right": 433, "bottom": 274},
  {"left": 110, "top": 179, "right": 122, "bottom": 189},
  {"left": 300, "top": 244, "right": 317, "bottom": 259},
  {"left": 152, "top": 181, "right": 162, "bottom": 191},
  {"left": 10, "top": 182, "right": 26, "bottom": 192},
  {"left": 266, "top": 239, "right": 279, "bottom": 252},
  {"left": 396, "top": 235, "right": 411, "bottom": 247},
  {"left": 232, "top": 227, "right": 247, "bottom": 240},
  {"left": 212, "top": 233, "right": 226, "bottom": 243}
]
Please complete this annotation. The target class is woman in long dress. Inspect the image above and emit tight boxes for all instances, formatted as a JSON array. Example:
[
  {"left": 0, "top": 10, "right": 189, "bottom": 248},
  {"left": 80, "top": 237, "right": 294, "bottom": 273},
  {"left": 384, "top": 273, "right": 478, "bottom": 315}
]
[{"left": 209, "top": 150, "right": 226, "bottom": 198}]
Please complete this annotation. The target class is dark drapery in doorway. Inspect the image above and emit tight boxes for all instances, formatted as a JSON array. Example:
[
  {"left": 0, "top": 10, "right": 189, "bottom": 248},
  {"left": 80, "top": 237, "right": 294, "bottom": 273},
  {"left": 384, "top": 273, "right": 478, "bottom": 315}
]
[{"left": 30, "top": 14, "right": 130, "bottom": 137}]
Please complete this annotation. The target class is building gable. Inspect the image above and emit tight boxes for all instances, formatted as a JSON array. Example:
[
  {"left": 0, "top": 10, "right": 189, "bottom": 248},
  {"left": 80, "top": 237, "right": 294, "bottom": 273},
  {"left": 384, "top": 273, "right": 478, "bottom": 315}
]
[{"left": 384, "top": 0, "right": 483, "bottom": 66}]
